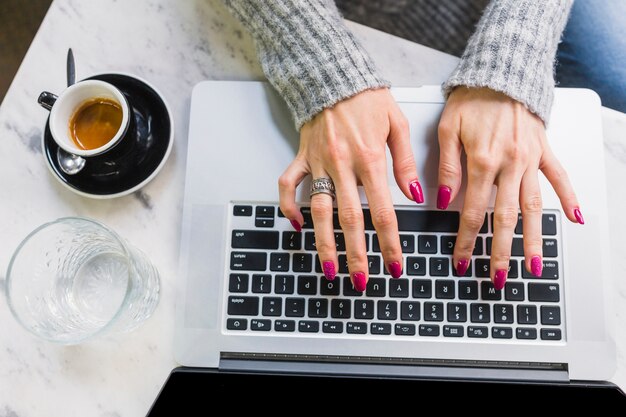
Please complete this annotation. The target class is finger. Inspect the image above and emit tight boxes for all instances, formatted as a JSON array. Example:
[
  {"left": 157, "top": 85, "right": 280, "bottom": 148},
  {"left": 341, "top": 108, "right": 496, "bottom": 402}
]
[
  {"left": 335, "top": 171, "right": 368, "bottom": 292},
  {"left": 360, "top": 158, "right": 403, "bottom": 278},
  {"left": 520, "top": 169, "right": 544, "bottom": 277},
  {"left": 490, "top": 172, "right": 523, "bottom": 290},
  {"left": 540, "top": 145, "right": 584, "bottom": 224},
  {"left": 387, "top": 109, "right": 423, "bottom": 204},
  {"left": 437, "top": 120, "right": 463, "bottom": 210},
  {"left": 309, "top": 173, "right": 338, "bottom": 281},
  {"left": 278, "top": 157, "right": 308, "bottom": 230}
]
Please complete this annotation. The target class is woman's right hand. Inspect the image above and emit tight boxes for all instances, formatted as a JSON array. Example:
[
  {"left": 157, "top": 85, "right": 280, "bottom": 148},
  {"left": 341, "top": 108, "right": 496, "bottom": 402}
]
[{"left": 279, "top": 88, "right": 423, "bottom": 291}]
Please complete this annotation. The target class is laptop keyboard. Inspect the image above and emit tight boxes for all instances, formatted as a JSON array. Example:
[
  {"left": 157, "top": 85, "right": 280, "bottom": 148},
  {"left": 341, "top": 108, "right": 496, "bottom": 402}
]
[{"left": 226, "top": 203, "right": 565, "bottom": 342}]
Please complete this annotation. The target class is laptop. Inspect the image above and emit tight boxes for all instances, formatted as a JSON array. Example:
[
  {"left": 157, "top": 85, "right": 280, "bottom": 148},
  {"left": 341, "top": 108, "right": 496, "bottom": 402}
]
[{"left": 173, "top": 81, "right": 616, "bottom": 386}]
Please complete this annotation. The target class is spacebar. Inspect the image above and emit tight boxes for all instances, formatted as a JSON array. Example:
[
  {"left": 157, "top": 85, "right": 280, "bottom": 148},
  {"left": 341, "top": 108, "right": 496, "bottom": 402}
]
[{"left": 394, "top": 210, "right": 460, "bottom": 232}]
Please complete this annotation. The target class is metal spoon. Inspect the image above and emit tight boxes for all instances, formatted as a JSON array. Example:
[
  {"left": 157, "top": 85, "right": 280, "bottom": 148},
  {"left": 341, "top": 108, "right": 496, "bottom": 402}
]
[{"left": 57, "top": 48, "right": 86, "bottom": 175}]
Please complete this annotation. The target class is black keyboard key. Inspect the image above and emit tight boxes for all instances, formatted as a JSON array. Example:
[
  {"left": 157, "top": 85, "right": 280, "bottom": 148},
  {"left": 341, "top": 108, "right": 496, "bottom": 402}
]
[
  {"left": 505, "top": 282, "right": 525, "bottom": 301},
  {"left": 516, "top": 327, "right": 538, "bottom": 340},
  {"left": 297, "top": 275, "right": 317, "bottom": 295},
  {"left": 429, "top": 257, "right": 449, "bottom": 276},
  {"left": 322, "top": 321, "right": 343, "bottom": 333},
  {"left": 481, "top": 281, "right": 502, "bottom": 300},
  {"left": 486, "top": 237, "right": 524, "bottom": 257},
  {"left": 331, "top": 299, "right": 351, "bottom": 318},
  {"left": 389, "top": 279, "right": 409, "bottom": 298},
  {"left": 355, "top": 300, "right": 374, "bottom": 319},
  {"left": 227, "top": 318, "right": 248, "bottom": 330},
  {"left": 542, "top": 213, "right": 557, "bottom": 235},
  {"left": 470, "top": 303, "right": 490, "bottom": 323},
  {"left": 517, "top": 305, "right": 538, "bottom": 325},
  {"left": 522, "top": 260, "right": 559, "bottom": 279},
  {"left": 444, "top": 325, "right": 464, "bottom": 337},
  {"left": 419, "top": 324, "right": 440, "bottom": 336},
  {"left": 233, "top": 205, "right": 252, "bottom": 216},
  {"left": 232, "top": 230, "right": 279, "bottom": 250},
  {"left": 275, "top": 275, "right": 294, "bottom": 294},
  {"left": 366, "top": 278, "right": 386, "bottom": 297},
  {"left": 424, "top": 302, "right": 444, "bottom": 322},
  {"left": 293, "top": 253, "right": 312, "bottom": 272},
  {"left": 514, "top": 214, "right": 523, "bottom": 234},
  {"left": 418, "top": 235, "right": 438, "bottom": 254},
  {"left": 252, "top": 274, "right": 271, "bottom": 293},
  {"left": 494, "top": 304, "right": 514, "bottom": 324},
  {"left": 401, "top": 301, "right": 421, "bottom": 321},
  {"left": 412, "top": 279, "right": 432, "bottom": 298},
  {"left": 435, "top": 280, "right": 455, "bottom": 299},
  {"left": 541, "top": 329, "right": 562, "bottom": 340},
  {"left": 529, "top": 283, "right": 560, "bottom": 302},
  {"left": 228, "top": 296, "right": 259, "bottom": 316},
  {"left": 250, "top": 319, "right": 271, "bottom": 331},
  {"left": 231, "top": 252, "right": 267, "bottom": 271},
  {"left": 256, "top": 206, "right": 275, "bottom": 218},
  {"left": 277, "top": 208, "right": 285, "bottom": 217},
  {"left": 396, "top": 210, "right": 459, "bottom": 232},
  {"left": 308, "top": 298, "right": 328, "bottom": 318},
  {"left": 543, "top": 239, "right": 558, "bottom": 257},
  {"left": 299, "top": 320, "right": 319, "bottom": 333},
  {"left": 282, "top": 231, "right": 302, "bottom": 250},
  {"left": 300, "top": 207, "right": 313, "bottom": 229},
  {"left": 320, "top": 277, "right": 340, "bottom": 296},
  {"left": 458, "top": 281, "right": 478, "bottom": 300},
  {"left": 275, "top": 320, "right": 295, "bottom": 332},
  {"left": 492, "top": 327, "right": 513, "bottom": 339},
  {"left": 468, "top": 326, "right": 488, "bottom": 338},
  {"left": 541, "top": 306, "right": 561, "bottom": 325},
  {"left": 447, "top": 303, "right": 467, "bottom": 322},
  {"left": 304, "top": 232, "right": 317, "bottom": 251},
  {"left": 262, "top": 297, "right": 282, "bottom": 316},
  {"left": 507, "top": 260, "right": 518, "bottom": 278},
  {"left": 334, "top": 233, "right": 346, "bottom": 251},
  {"left": 338, "top": 255, "right": 349, "bottom": 274},
  {"left": 270, "top": 252, "right": 290, "bottom": 272},
  {"left": 407, "top": 257, "right": 427, "bottom": 275},
  {"left": 480, "top": 213, "right": 489, "bottom": 234},
  {"left": 285, "top": 298, "right": 305, "bottom": 317},
  {"left": 255, "top": 218, "right": 274, "bottom": 228},
  {"left": 399, "top": 234, "right": 415, "bottom": 253},
  {"left": 368, "top": 255, "right": 381, "bottom": 275},
  {"left": 371, "top": 323, "right": 392, "bottom": 335},
  {"left": 347, "top": 322, "right": 367, "bottom": 334},
  {"left": 395, "top": 323, "right": 416, "bottom": 336},
  {"left": 440, "top": 236, "right": 456, "bottom": 255},
  {"left": 473, "top": 237, "right": 483, "bottom": 256},
  {"left": 343, "top": 276, "right": 362, "bottom": 296},
  {"left": 474, "top": 258, "right": 490, "bottom": 278},
  {"left": 229, "top": 274, "right": 249, "bottom": 293},
  {"left": 378, "top": 300, "right": 398, "bottom": 320}
]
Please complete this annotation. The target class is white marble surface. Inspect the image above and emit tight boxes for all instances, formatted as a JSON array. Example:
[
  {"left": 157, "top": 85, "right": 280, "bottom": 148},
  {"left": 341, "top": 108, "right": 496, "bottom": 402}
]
[{"left": 0, "top": 0, "right": 624, "bottom": 415}]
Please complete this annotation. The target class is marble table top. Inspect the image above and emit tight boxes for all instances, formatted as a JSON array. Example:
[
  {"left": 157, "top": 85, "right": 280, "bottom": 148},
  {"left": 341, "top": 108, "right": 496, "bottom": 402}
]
[{"left": 0, "top": 0, "right": 624, "bottom": 415}]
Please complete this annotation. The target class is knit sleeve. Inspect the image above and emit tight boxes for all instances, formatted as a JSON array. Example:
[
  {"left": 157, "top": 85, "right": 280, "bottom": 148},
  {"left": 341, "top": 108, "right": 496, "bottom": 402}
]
[
  {"left": 442, "top": 0, "right": 573, "bottom": 123},
  {"left": 223, "top": 0, "right": 389, "bottom": 130}
]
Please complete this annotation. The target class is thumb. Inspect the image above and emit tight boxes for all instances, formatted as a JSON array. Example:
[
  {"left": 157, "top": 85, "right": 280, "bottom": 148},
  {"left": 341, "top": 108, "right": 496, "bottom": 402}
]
[{"left": 437, "top": 120, "right": 463, "bottom": 210}]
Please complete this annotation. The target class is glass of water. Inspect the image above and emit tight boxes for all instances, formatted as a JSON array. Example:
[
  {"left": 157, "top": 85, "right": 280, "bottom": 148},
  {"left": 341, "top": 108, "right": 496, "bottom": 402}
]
[{"left": 5, "top": 217, "right": 160, "bottom": 344}]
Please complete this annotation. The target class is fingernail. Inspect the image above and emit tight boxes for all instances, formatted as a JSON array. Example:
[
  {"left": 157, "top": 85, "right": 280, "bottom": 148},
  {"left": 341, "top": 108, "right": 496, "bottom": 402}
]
[
  {"left": 388, "top": 261, "right": 402, "bottom": 279},
  {"left": 437, "top": 186, "right": 451, "bottom": 210},
  {"left": 494, "top": 269, "right": 507, "bottom": 290},
  {"left": 323, "top": 261, "right": 336, "bottom": 281},
  {"left": 409, "top": 180, "right": 424, "bottom": 204},
  {"left": 290, "top": 219, "right": 302, "bottom": 232},
  {"left": 531, "top": 255, "right": 542, "bottom": 277},
  {"left": 574, "top": 208, "right": 585, "bottom": 225},
  {"left": 455, "top": 259, "right": 469, "bottom": 276},
  {"left": 352, "top": 272, "right": 367, "bottom": 292}
]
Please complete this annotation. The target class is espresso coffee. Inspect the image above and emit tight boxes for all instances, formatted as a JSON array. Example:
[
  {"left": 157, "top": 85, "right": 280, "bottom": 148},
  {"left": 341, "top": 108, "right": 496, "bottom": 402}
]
[{"left": 69, "top": 98, "right": 123, "bottom": 150}]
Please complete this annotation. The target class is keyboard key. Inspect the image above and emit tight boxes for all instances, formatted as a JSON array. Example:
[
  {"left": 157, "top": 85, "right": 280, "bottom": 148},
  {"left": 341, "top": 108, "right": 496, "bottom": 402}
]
[
  {"left": 440, "top": 236, "right": 456, "bottom": 255},
  {"left": 505, "top": 282, "right": 525, "bottom": 301},
  {"left": 468, "top": 326, "right": 488, "bottom": 338},
  {"left": 452, "top": 259, "right": 473, "bottom": 278},
  {"left": 262, "top": 297, "right": 282, "bottom": 316},
  {"left": 297, "top": 275, "right": 317, "bottom": 295},
  {"left": 322, "top": 321, "right": 343, "bottom": 333},
  {"left": 343, "top": 276, "right": 363, "bottom": 296},
  {"left": 293, "top": 253, "right": 312, "bottom": 272},
  {"left": 378, "top": 300, "right": 398, "bottom": 320},
  {"left": 399, "top": 235, "right": 415, "bottom": 253},
  {"left": 275, "top": 320, "right": 295, "bottom": 332},
  {"left": 517, "top": 305, "right": 538, "bottom": 325},
  {"left": 474, "top": 258, "right": 490, "bottom": 278},
  {"left": 507, "top": 260, "right": 518, "bottom": 278},
  {"left": 371, "top": 323, "right": 392, "bottom": 335},
  {"left": 429, "top": 257, "right": 449, "bottom": 276},
  {"left": 424, "top": 302, "right": 444, "bottom": 322},
  {"left": 282, "top": 231, "right": 302, "bottom": 250},
  {"left": 435, "top": 280, "right": 455, "bottom": 299},
  {"left": 543, "top": 239, "right": 558, "bottom": 257},
  {"left": 304, "top": 232, "right": 316, "bottom": 250},
  {"left": 494, "top": 304, "right": 514, "bottom": 324},
  {"left": 299, "top": 320, "right": 319, "bottom": 333},
  {"left": 274, "top": 275, "right": 294, "bottom": 294},
  {"left": 492, "top": 327, "right": 513, "bottom": 339},
  {"left": 481, "top": 281, "right": 502, "bottom": 300},
  {"left": 232, "top": 230, "right": 279, "bottom": 249},
  {"left": 542, "top": 213, "right": 557, "bottom": 235},
  {"left": 419, "top": 324, "right": 440, "bottom": 336},
  {"left": 389, "top": 279, "right": 409, "bottom": 298},
  {"left": 355, "top": 300, "right": 374, "bottom": 319},
  {"left": 228, "top": 296, "right": 259, "bottom": 316},
  {"left": 255, "top": 218, "right": 274, "bottom": 228},
  {"left": 486, "top": 237, "right": 524, "bottom": 257},
  {"left": 368, "top": 255, "right": 381, "bottom": 275},
  {"left": 256, "top": 206, "right": 275, "bottom": 218},
  {"left": 347, "top": 322, "right": 367, "bottom": 334},
  {"left": 396, "top": 210, "right": 460, "bottom": 232},
  {"left": 516, "top": 327, "right": 538, "bottom": 340},
  {"left": 252, "top": 274, "right": 271, "bottom": 293},
  {"left": 285, "top": 298, "right": 305, "bottom": 317},
  {"left": 447, "top": 303, "right": 467, "bottom": 322},
  {"left": 480, "top": 214, "right": 489, "bottom": 234},
  {"left": 412, "top": 279, "right": 432, "bottom": 298},
  {"left": 514, "top": 213, "right": 523, "bottom": 234},
  {"left": 366, "top": 278, "right": 386, "bottom": 297},
  {"left": 541, "top": 328, "right": 562, "bottom": 340},
  {"left": 541, "top": 306, "right": 561, "bottom": 325},
  {"left": 407, "top": 257, "right": 427, "bottom": 275},
  {"left": 300, "top": 207, "right": 313, "bottom": 229},
  {"left": 250, "top": 319, "right": 271, "bottom": 331},
  {"left": 334, "top": 233, "right": 346, "bottom": 251},
  {"left": 458, "top": 281, "right": 478, "bottom": 300},
  {"left": 227, "top": 318, "right": 248, "bottom": 330},
  {"left": 231, "top": 252, "right": 267, "bottom": 271},
  {"left": 229, "top": 274, "right": 249, "bottom": 293},
  {"left": 233, "top": 205, "right": 252, "bottom": 216},
  {"left": 444, "top": 325, "right": 464, "bottom": 337},
  {"left": 277, "top": 208, "right": 285, "bottom": 217},
  {"left": 308, "top": 298, "right": 328, "bottom": 318},
  {"left": 320, "top": 277, "right": 340, "bottom": 296},
  {"left": 473, "top": 237, "right": 483, "bottom": 256},
  {"left": 270, "top": 253, "right": 290, "bottom": 272},
  {"left": 529, "top": 283, "right": 560, "bottom": 302},
  {"left": 470, "top": 304, "right": 490, "bottom": 323},
  {"left": 418, "top": 235, "right": 438, "bottom": 254},
  {"left": 395, "top": 323, "right": 416, "bottom": 336},
  {"left": 338, "top": 255, "right": 349, "bottom": 274},
  {"left": 401, "top": 301, "right": 421, "bottom": 321},
  {"left": 331, "top": 299, "right": 351, "bottom": 318},
  {"left": 522, "top": 260, "right": 559, "bottom": 279}
]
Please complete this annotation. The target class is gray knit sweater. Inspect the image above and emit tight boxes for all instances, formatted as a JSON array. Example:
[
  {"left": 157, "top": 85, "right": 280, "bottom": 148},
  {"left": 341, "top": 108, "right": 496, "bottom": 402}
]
[{"left": 224, "top": 0, "right": 572, "bottom": 129}]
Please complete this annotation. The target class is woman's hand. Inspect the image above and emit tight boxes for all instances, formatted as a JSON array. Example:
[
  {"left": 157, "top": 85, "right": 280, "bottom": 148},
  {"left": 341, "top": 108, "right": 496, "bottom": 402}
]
[
  {"left": 279, "top": 88, "right": 423, "bottom": 291},
  {"left": 437, "top": 87, "right": 584, "bottom": 290}
]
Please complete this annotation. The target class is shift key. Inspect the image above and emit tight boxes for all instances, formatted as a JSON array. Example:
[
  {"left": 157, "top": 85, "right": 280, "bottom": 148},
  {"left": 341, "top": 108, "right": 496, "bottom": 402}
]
[
  {"left": 228, "top": 296, "right": 259, "bottom": 315},
  {"left": 231, "top": 252, "right": 267, "bottom": 271}
]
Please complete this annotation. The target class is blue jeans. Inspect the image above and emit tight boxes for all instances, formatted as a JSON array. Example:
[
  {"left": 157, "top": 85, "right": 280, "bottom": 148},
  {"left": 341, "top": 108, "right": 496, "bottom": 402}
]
[{"left": 556, "top": 0, "right": 626, "bottom": 113}]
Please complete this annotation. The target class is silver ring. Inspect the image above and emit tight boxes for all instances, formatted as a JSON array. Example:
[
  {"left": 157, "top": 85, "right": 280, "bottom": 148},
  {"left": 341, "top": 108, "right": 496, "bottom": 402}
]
[{"left": 310, "top": 177, "right": 336, "bottom": 200}]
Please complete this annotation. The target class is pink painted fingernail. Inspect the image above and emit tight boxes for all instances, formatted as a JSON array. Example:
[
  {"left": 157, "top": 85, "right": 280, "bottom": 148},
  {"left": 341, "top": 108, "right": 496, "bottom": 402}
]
[
  {"left": 409, "top": 180, "right": 424, "bottom": 204},
  {"left": 323, "top": 261, "right": 336, "bottom": 281},
  {"left": 388, "top": 261, "right": 402, "bottom": 279},
  {"left": 352, "top": 272, "right": 367, "bottom": 292},
  {"left": 531, "top": 256, "right": 542, "bottom": 277},
  {"left": 494, "top": 269, "right": 507, "bottom": 290},
  {"left": 290, "top": 219, "right": 302, "bottom": 232},
  {"left": 437, "top": 186, "right": 451, "bottom": 210},
  {"left": 455, "top": 259, "right": 469, "bottom": 276},
  {"left": 574, "top": 208, "right": 585, "bottom": 225}
]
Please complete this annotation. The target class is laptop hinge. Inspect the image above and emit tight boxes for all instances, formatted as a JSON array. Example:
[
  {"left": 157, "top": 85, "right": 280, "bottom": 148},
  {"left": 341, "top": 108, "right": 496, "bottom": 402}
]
[{"left": 220, "top": 353, "right": 569, "bottom": 383}]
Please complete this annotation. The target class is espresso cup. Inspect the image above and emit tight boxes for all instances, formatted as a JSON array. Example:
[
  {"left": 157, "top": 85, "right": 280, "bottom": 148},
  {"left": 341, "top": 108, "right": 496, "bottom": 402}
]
[{"left": 38, "top": 80, "right": 130, "bottom": 157}]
